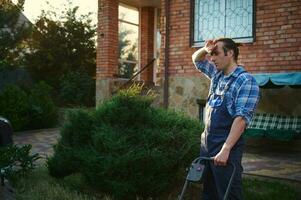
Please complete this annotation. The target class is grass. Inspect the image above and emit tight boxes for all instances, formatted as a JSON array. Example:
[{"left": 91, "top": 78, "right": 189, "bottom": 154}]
[
  {"left": 10, "top": 167, "right": 299, "bottom": 200},
  {"left": 10, "top": 167, "right": 99, "bottom": 200},
  {"left": 243, "top": 178, "right": 299, "bottom": 200}
]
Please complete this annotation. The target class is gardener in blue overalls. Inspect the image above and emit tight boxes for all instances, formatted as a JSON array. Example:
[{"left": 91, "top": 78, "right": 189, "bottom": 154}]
[{"left": 192, "top": 38, "right": 260, "bottom": 200}]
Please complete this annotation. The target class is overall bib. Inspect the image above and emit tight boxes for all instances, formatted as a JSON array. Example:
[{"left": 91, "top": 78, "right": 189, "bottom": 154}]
[{"left": 200, "top": 71, "right": 246, "bottom": 200}]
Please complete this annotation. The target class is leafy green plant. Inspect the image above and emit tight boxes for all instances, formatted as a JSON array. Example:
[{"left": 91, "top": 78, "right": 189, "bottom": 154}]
[
  {"left": 27, "top": 81, "right": 58, "bottom": 130},
  {"left": 59, "top": 71, "right": 95, "bottom": 107},
  {"left": 0, "top": 144, "right": 40, "bottom": 181},
  {"left": 0, "top": 84, "right": 29, "bottom": 131},
  {"left": 0, "top": 83, "right": 58, "bottom": 131},
  {"left": 47, "top": 84, "right": 203, "bottom": 199},
  {"left": 0, "top": 0, "right": 32, "bottom": 69},
  {"left": 25, "top": 3, "right": 96, "bottom": 107}
]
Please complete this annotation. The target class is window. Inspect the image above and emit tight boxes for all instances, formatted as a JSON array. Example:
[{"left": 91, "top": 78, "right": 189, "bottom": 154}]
[
  {"left": 154, "top": 8, "right": 161, "bottom": 85},
  {"left": 118, "top": 4, "right": 139, "bottom": 79},
  {"left": 192, "top": 0, "right": 254, "bottom": 46}
]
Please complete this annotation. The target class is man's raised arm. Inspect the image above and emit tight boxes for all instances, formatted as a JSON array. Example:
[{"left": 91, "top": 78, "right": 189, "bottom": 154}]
[
  {"left": 192, "top": 40, "right": 217, "bottom": 79},
  {"left": 192, "top": 40, "right": 213, "bottom": 63}
]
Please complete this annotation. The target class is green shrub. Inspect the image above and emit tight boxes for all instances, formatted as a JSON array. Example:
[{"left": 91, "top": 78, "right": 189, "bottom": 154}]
[
  {"left": 59, "top": 71, "right": 95, "bottom": 107},
  {"left": 0, "top": 83, "right": 58, "bottom": 131},
  {"left": 0, "top": 84, "right": 30, "bottom": 131},
  {"left": 27, "top": 82, "right": 58, "bottom": 130},
  {"left": 0, "top": 144, "right": 40, "bottom": 179},
  {"left": 47, "top": 108, "right": 95, "bottom": 178},
  {"left": 47, "top": 84, "right": 203, "bottom": 199}
]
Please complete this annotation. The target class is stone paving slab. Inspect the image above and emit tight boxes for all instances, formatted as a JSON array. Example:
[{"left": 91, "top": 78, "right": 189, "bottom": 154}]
[
  {"left": 12, "top": 129, "right": 301, "bottom": 182},
  {"left": 13, "top": 128, "right": 60, "bottom": 162},
  {"left": 243, "top": 151, "right": 301, "bottom": 182}
]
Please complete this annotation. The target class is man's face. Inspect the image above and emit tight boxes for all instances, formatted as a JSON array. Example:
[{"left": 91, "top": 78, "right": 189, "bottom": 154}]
[{"left": 210, "top": 41, "right": 232, "bottom": 71}]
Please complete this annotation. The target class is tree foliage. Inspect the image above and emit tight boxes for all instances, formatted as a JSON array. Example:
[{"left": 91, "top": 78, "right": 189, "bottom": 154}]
[
  {"left": 26, "top": 2, "right": 96, "bottom": 104},
  {"left": 0, "top": 0, "right": 31, "bottom": 69},
  {"left": 25, "top": 4, "right": 96, "bottom": 94}
]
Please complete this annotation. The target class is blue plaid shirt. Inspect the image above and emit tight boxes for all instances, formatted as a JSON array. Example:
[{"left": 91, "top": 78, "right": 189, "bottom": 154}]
[{"left": 194, "top": 59, "right": 260, "bottom": 125}]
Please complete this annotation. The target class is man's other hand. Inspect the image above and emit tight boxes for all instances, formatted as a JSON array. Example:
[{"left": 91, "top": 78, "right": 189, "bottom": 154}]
[{"left": 213, "top": 146, "right": 230, "bottom": 166}]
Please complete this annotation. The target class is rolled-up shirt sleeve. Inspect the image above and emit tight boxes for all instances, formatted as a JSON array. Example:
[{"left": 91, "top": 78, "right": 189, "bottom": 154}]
[
  {"left": 234, "top": 77, "right": 260, "bottom": 125},
  {"left": 193, "top": 59, "right": 217, "bottom": 79}
]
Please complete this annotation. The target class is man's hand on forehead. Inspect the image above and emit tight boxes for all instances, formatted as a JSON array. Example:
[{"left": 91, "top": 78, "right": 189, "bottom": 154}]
[
  {"left": 210, "top": 45, "right": 219, "bottom": 56},
  {"left": 204, "top": 39, "right": 219, "bottom": 55},
  {"left": 204, "top": 40, "right": 215, "bottom": 54}
]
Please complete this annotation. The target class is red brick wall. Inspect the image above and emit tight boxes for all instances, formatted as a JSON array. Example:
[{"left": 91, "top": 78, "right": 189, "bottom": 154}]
[
  {"left": 241, "top": 0, "right": 301, "bottom": 73},
  {"left": 159, "top": 0, "right": 301, "bottom": 77},
  {"left": 140, "top": 7, "right": 155, "bottom": 83},
  {"left": 97, "top": 0, "right": 119, "bottom": 79}
]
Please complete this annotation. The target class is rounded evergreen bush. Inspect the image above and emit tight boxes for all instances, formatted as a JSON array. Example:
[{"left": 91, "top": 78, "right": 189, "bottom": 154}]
[
  {"left": 59, "top": 71, "right": 95, "bottom": 107},
  {"left": 0, "top": 82, "right": 58, "bottom": 131},
  {"left": 27, "top": 82, "right": 58, "bottom": 130},
  {"left": 47, "top": 85, "right": 203, "bottom": 199},
  {"left": 0, "top": 84, "right": 30, "bottom": 131}
]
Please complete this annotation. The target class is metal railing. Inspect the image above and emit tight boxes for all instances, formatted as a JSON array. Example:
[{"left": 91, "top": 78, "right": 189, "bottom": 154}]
[{"left": 113, "top": 58, "right": 156, "bottom": 94}]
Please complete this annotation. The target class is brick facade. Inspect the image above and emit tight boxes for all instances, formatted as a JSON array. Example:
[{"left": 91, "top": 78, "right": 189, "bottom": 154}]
[
  {"left": 96, "top": 0, "right": 157, "bottom": 104},
  {"left": 158, "top": 0, "right": 301, "bottom": 78},
  {"left": 140, "top": 7, "right": 155, "bottom": 83},
  {"left": 96, "top": 0, "right": 301, "bottom": 81},
  {"left": 240, "top": 0, "right": 301, "bottom": 73},
  {"left": 97, "top": 0, "right": 118, "bottom": 79},
  {"left": 97, "top": 1, "right": 156, "bottom": 81},
  {"left": 97, "top": 0, "right": 301, "bottom": 115}
]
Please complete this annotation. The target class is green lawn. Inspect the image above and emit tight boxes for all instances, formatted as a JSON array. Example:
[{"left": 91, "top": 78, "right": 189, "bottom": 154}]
[
  {"left": 243, "top": 178, "right": 299, "bottom": 200},
  {"left": 11, "top": 168, "right": 97, "bottom": 200},
  {"left": 10, "top": 167, "right": 299, "bottom": 200}
]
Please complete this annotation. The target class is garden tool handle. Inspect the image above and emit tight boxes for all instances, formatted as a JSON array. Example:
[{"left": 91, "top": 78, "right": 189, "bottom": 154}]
[
  {"left": 198, "top": 157, "right": 236, "bottom": 200},
  {"left": 223, "top": 162, "right": 236, "bottom": 200},
  {"left": 191, "top": 156, "right": 214, "bottom": 164},
  {"left": 199, "top": 156, "right": 214, "bottom": 161}
]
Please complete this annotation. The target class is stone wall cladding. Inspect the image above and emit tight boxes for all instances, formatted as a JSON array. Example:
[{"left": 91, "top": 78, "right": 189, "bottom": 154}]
[{"left": 168, "top": 76, "right": 210, "bottom": 118}]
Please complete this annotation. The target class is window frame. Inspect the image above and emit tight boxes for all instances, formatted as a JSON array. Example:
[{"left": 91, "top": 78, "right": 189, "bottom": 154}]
[
  {"left": 118, "top": 3, "right": 140, "bottom": 79},
  {"left": 190, "top": 0, "right": 256, "bottom": 47}
]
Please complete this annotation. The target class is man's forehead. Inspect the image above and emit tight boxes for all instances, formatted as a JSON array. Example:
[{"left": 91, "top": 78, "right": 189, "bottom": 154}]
[
  {"left": 214, "top": 41, "right": 224, "bottom": 47},
  {"left": 211, "top": 41, "right": 223, "bottom": 54}
]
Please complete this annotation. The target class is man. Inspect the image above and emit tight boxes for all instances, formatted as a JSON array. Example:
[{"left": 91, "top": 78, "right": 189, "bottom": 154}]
[{"left": 192, "top": 38, "right": 260, "bottom": 200}]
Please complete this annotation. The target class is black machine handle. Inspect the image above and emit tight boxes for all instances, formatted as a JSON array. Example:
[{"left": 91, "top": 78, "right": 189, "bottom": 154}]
[
  {"left": 199, "top": 157, "right": 236, "bottom": 200},
  {"left": 178, "top": 156, "right": 236, "bottom": 200},
  {"left": 194, "top": 156, "right": 214, "bottom": 162}
]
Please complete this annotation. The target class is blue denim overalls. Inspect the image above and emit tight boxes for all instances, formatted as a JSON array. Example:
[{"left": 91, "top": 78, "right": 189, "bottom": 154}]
[{"left": 200, "top": 71, "right": 247, "bottom": 200}]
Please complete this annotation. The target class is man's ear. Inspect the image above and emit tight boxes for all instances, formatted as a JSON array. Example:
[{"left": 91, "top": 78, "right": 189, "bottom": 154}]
[{"left": 227, "top": 49, "right": 235, "bottom": 59}]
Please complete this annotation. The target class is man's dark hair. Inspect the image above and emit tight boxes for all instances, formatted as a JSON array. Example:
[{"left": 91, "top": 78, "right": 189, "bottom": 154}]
[{"left": 215, "top": 38, "right": 241, "bottom": 62}]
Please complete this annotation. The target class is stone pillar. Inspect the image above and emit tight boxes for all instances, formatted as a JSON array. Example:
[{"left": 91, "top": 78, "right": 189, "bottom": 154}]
[{"left": 96, "top": 0, "right": 119, "bottom": 105}]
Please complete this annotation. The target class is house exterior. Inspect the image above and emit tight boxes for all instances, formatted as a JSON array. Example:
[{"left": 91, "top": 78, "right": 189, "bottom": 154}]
[{"left": 96, "top": 0, "right": 301, "bottom": 120}]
